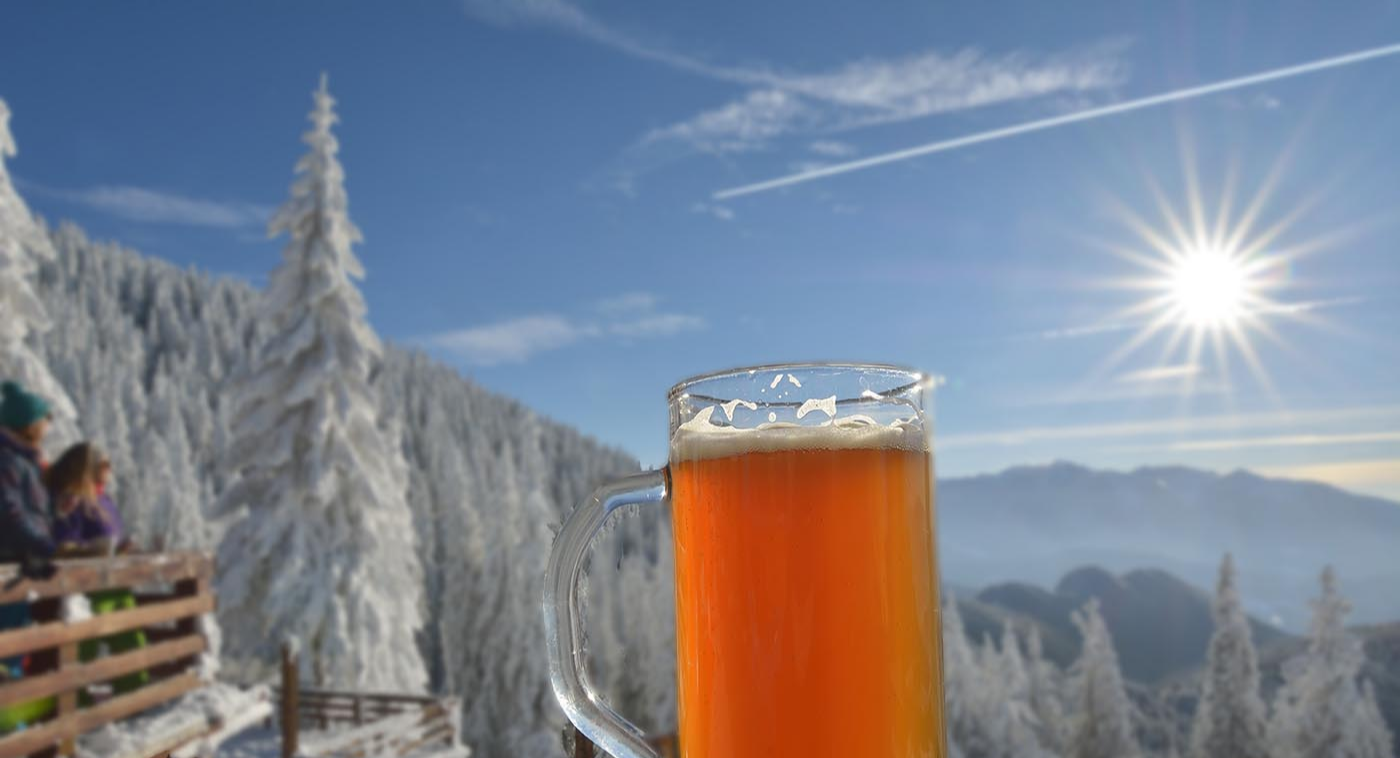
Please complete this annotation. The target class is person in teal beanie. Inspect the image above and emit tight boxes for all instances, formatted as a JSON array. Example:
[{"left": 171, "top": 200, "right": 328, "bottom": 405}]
[
  {"left": 0, "top": 380, "right": 54, "bottom": 564},
  {"left": 0, "top": 381, "right": 57, "bottom": 729}
]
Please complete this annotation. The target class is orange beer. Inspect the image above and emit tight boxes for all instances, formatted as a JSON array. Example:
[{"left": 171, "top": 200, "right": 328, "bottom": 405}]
[{"left": 670, "top": 428, "right": 946, "bottom": 758}]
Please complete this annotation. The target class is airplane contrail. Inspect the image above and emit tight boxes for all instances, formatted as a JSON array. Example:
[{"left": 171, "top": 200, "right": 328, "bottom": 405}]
[{"left": 714, "top": 41, "right": 1400, "bottom": 201}]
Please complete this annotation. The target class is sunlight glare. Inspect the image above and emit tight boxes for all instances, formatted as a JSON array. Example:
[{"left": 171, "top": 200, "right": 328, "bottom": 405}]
[{"left": 1168, "top": 246, "right": 1253, "bottom": 328}]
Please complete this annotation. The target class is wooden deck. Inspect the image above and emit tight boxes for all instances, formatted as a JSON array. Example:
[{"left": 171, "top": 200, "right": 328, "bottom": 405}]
[{"left": 0, "top": 553, "right": 215, "bottom": 758}]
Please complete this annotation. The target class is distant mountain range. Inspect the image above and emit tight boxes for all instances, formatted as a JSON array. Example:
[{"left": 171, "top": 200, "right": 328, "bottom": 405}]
[
  {"left": 938, "top": 462, "right": 1400, "bottom": 628},
  {"left": 958, "top": 564, "right": 1400, "bottom": 744}
]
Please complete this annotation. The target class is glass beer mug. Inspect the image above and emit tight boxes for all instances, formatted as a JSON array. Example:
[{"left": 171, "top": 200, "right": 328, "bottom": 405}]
[{"left": 545, "top": 363, "right": 947, "bottom": 758}]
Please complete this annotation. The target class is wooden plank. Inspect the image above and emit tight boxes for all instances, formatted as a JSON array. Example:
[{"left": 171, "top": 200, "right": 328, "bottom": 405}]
[
  {"left": 279, "top": 687, "right": 438, "bottom": 704},
  {"left": 388, "top": 719, "right": 454, "bottom": 757},
  {"left": 573, "top": 726, "right": 596, "bottom": 758},
  {"left": 0, "top": 635, "right": 205, "bottom": 707},
  {"left": 0, "top": 553, "right": 212, "bottom": 605},
  {"left": 281, "top": 644, "right": 298, "bottom": 758},
  {"left": 0, "top": 595, "right": 212, "bottom": 659},
  {"left": 293, "top": 702, "right": 417, "bottom": 714},
  {"left": 56, "top": 641, "right": 79, "bottom": 756},
  {"left": 165, "top": 577, "right": 207, "bottom": 682},
  {"left": 0, "top": 672, "right": 200, "bottom": 758}
]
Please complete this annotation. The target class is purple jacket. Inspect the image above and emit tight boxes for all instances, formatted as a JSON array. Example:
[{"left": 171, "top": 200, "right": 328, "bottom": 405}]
[{"left": 52, "top": 492, "right": 123, "bottom": 546}]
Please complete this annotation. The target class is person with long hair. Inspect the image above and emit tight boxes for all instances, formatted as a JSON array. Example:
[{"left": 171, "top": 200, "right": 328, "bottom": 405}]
[
  {"left": 45, "top": 442, "right": 148, "bottom": 700},
  {"left": 45, "top": 443, "right": 126, "bottom": 554}
]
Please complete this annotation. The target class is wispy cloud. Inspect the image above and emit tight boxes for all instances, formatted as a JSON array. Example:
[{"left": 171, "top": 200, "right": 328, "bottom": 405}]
[
  {"left": 424, "top": 291, "right": 705, "bottom": 365},
  {"left": 462, "top": 0, "right": 761, "bottom": 83},
  {"left": 425, "top": 315, "right": 593, "bottom": 366},
  {"left": 647, "top": 89, "right": 814, "bottom": 154},
  {"left": 25, "top": 182, "right": 272, "bottom": 229},
  {"left": 464, "top": 0, "right": 1130, "bottom": 161},
  {"left": 689, "top": 201, "right": 735, "bottom": 221},
  {"left": 939, "top": 404, "right": 1400, "bottom": 450},
  {"left": 1014, "top": 378, "right": 1232, "bottom": 408},
  {"left": 609, "top": 312, "right": 705, "bottom": 338},
  {"left": 1017, "top": 297, "right": 1365, "bottom": 343},
  {"left": 1117, "top": 364, "right": 1203, "bottom": 383},
  {"left": 644, "top": 43, "right": 1130, "bottom": 155},
  {"left": 1257, "top": 457, "right": 1400, "bottom": 500},
  {"left": 715, "top": 41, "right": 1400, "bottom": 198},
  {"left": 593, "top": 292, "right": 658, "bottom": 313},
  {"left": 809, "top": 140, "right": 857, "bottom": 157},
  {"left": 1123, "top": 430, "right": 1400, "bottom": 453}
]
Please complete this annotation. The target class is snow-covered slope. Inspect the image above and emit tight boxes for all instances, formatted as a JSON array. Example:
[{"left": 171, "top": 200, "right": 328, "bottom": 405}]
[
  {"left": 29, "top": 223, "right": 659, "bottom": 758},
  {"left": 939, "top": 462, "right": 1400, "bottom": 628}
]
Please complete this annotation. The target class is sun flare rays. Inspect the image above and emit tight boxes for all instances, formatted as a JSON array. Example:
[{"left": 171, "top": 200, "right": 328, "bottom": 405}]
[{"left": 1084, "top": 151, "right": 1353, "bottom": 401}]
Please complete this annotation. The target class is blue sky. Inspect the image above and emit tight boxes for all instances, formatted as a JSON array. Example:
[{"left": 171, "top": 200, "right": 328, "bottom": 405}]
[{"left": 3, "top": 1, "right": 1399, "bottom": 497}]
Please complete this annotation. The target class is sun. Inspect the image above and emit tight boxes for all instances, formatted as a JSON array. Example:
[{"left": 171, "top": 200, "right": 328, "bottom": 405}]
[
  {"left": 1166, "top": 245, "right": 1256, "bottom": 329},
  {"left": 1084, "top": 149, "right": 1346, "bottom": 398}
]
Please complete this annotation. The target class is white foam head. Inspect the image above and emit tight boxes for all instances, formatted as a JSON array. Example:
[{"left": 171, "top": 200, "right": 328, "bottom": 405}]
[{"left": 670, "top": 405, "right": 927, "bottom": 460}]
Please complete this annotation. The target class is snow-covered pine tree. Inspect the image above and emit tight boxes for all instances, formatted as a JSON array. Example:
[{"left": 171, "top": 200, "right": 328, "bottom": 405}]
[
  {"left": 1189, "top": 554, "right": 1270, "bottom": 758},
  {"left": 0, "top": 97, "right": 77, "bottom": 448},
  {"left": 27, "top": 145, "right": 646, "bottom": 758},
  {"left": 942, "top": 595, "right": 996, "bottom": 758},
  {"left": 1269, "top": 567, "right": 1395, "bottom": 758},
  {"left": 602, "top": 523, "right": 678, "bottom": 738},
  {"left": 214, "top": 75, "right": 427, "bottom": 691},
  {"left": 1068, "top": 599, "right": 1139, "bottom": 758},
  {"left": 1026, "top": 625, "right": 1068, "bottom": 754},
  {"left": 1355, "top": 681, "right": 1396, "bottom": 758},
  {"left": 986, "top": 623, "right": 1053, "bottom": 758}
]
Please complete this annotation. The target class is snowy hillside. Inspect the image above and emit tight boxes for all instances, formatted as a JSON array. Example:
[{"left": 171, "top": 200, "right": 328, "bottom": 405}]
[
  {"left": 939, "top": 462, "right": 1400, "bottom": 628},
  {"left": 29, "top": 221, "right": 666, "bottom": 757}
]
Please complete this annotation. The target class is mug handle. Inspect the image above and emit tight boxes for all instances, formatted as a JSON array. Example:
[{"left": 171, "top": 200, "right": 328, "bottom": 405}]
[{"left": 544, "top": 469, "right": 669, "bottom": 758}]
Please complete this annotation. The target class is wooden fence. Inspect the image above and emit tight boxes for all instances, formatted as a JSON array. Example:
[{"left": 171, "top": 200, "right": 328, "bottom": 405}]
[
  {"left": 0, "top": 552, "right": 215, "bottom": 758},
  {"left": 276, "top": 643, "right": 461, "bottom": 758},
  {"left": 569, "top": 726, "right": 678, "bottom": 758}
]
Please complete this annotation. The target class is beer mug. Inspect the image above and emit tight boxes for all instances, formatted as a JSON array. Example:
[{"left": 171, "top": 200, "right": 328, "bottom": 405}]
[{"left": 545, "top": 363, "right": 947, "bottom": 758}]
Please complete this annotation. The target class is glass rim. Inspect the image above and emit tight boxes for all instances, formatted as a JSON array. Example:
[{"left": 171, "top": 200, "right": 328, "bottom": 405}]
[{"left": 667, "top": 361, "right": 926, "bottom": 403}]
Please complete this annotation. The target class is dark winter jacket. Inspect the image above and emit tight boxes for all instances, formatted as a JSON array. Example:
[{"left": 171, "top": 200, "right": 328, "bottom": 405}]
[{"left": 0, "top": 431, "right": 55, "bottom": 563}]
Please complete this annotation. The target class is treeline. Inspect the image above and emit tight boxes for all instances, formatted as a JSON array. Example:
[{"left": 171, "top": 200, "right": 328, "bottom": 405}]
[{"left": 941, "top": 556, "right": 1394, "bottom": 758}]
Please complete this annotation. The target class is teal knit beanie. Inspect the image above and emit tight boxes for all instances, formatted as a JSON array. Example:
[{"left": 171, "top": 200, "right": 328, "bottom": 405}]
[{"left": 0, "top": 381, "right": 51, "bottom": 431}]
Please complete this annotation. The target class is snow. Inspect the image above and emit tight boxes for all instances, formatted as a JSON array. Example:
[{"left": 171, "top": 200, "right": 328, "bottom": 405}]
[
  {"left": 294, "top": 706, "right": 467, "bottom": 758},
  {"left": 1268, "top": 567, "right": 1395, "bottom": 758},
  {"left": 296, "top": 710, "right": 425, "bottom": 755},
  {"left": 1068, "top": 598, "right": 1140, "bottom": 758},
  {"left": 76, "top": 682, "right": 271, "bottom": 758},
  {"left": 1188, "top": 554, "right": 1270, "bottom": 758},
  {"left": 0, "top": 97, "right": 78, "bottom": 451},
  {"left": 214, "top": 75, "right": 427, "bottom": 693},
  {"left": 62, "top": 593, "right": 93, "bottom": 623}
]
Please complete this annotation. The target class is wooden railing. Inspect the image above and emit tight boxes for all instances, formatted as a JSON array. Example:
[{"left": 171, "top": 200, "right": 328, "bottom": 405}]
[
  {"left": 276, "top": 643, "right": 462, "bottom": 758},
  {"left": 570, "top": 726, "right": 678, "bottom": 758},
  {"left": 0, "top": 552, "right": 214, "bottom": 758}
]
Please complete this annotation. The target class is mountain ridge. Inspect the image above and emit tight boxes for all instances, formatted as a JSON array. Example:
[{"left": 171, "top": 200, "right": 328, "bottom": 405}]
[{"left": 937, "top": 460, "right": 1400, "bottom": 628}]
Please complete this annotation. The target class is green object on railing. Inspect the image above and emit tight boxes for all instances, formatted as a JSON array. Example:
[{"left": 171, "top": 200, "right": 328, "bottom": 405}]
[
  {"left": 0, "top": 695, "right": 55, "bottom": 735},
  {"left": 80, "top": 589, "right": 150, "bottom": 699}
]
